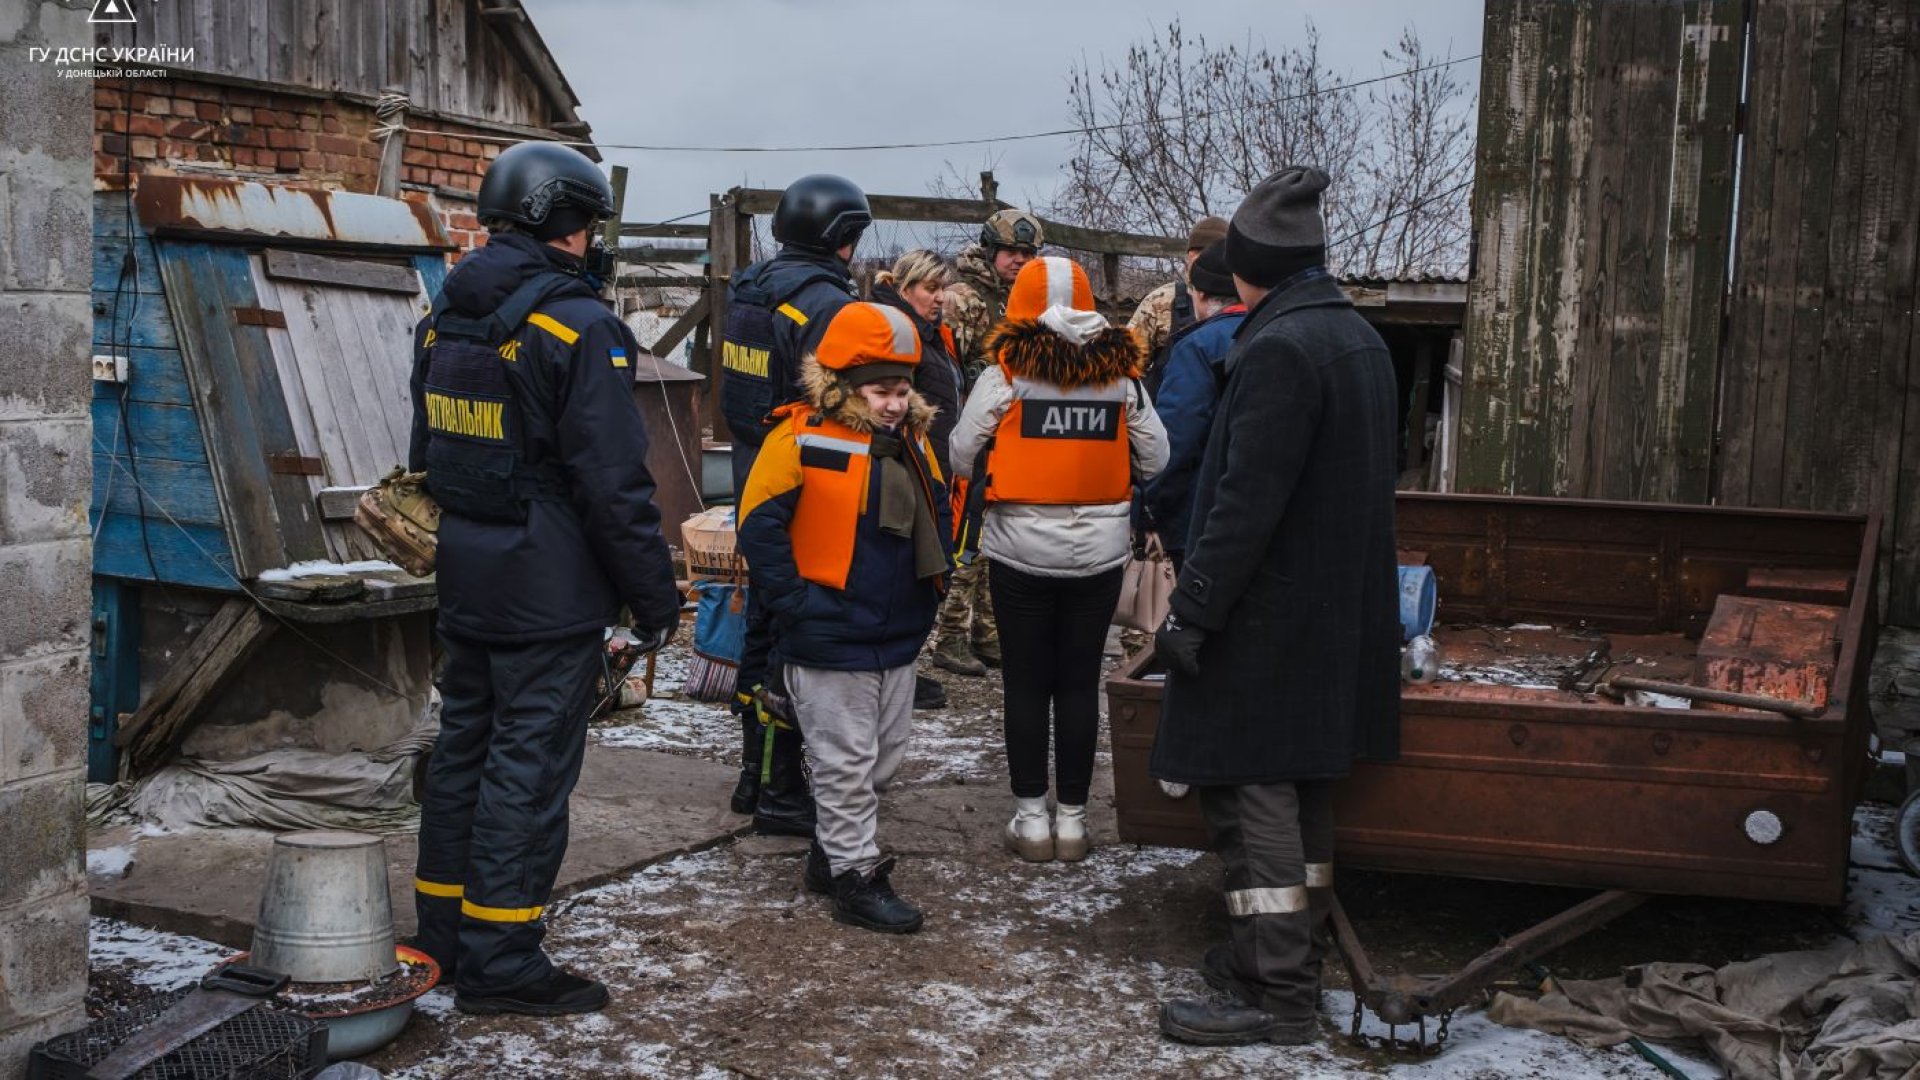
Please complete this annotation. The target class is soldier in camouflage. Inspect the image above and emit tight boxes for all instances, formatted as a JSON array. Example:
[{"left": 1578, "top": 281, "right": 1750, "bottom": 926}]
[
  {"left": 932, "top": 209, "right": 1044, "bottom": 676},
  {"left": 1127, "top": 216, "right": 1230, "bottom": 388}
]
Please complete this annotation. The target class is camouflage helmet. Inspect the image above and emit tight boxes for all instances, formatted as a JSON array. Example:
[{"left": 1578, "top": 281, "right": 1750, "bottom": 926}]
[{"left": 980, "top": 209, "right": 1044, "bottom": 252}]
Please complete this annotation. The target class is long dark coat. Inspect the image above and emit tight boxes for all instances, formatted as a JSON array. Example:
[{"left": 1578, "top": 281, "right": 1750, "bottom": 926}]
[{"left": 1148, "top": 271, "right": 1401, "bottom": 785}]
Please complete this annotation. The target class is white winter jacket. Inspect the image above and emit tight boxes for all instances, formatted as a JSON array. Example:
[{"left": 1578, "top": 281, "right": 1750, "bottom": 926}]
[{"left": 950, "top": 346, "right": 1168, "bottom": 579}]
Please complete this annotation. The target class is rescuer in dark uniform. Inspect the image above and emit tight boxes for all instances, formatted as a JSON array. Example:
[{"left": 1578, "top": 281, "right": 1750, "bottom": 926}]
[
  {"left": 720, "top": 175, "right": 871, "bottom": 834},
  {"left": 408, "top": 141, "right": 680, "bottom": 1017}
]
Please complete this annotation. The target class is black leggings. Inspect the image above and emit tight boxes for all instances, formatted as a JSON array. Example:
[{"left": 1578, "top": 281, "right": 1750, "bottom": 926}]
[{"left": 989, "top": 561, "right": 1125, "bottom": 805}]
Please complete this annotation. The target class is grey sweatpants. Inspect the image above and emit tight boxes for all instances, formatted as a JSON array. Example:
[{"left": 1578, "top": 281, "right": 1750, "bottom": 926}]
[
  {"left": 1198, "top": 781, "right": 1335, "bottom": 1021},
  {"left": 786, "top": 663, "right": 915, "bottom": 877}
]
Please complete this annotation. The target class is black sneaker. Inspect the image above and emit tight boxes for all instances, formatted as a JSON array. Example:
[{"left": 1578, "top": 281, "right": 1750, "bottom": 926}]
[
  {"left": 804, "top": 841, "right": 835, "bottom": 896},
  {"left": 913, "top": 674, "right": 948, "bottom": 710},
  {"left": 455, "top": 969, "right": 609, "bottom": 1016},
  {"left": 1158, "top": 994, "right": 1315, "bottom": 1046},
  {"left": 832, "top": 858, "right": 923, "bottom": 935}
]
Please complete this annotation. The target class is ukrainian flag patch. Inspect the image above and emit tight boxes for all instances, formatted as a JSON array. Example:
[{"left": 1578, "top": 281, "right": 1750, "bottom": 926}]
[{"left": 610, "top": 348, "right": 629, "bottom": 369}]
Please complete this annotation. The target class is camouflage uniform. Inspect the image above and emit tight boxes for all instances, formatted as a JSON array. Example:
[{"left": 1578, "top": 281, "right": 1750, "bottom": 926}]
[
  {"left": 1128, "top": 280, "right": 1180, "bottom": 360},
  {"left": 942, "top": 244, "right": 1010, "bottom": 380},
  {"left": 935, "top": 243, "right": 1011, "bottom": 665}
]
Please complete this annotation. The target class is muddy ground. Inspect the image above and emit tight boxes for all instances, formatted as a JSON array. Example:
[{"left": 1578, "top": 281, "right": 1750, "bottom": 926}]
[{"left": 87, "top": 642, "right": 1920, "bottom": 1078}]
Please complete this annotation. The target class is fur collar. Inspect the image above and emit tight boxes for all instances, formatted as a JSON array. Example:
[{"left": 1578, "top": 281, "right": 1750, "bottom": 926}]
[
  {"left": 797, "top": 357, "right": 937, "bottom": 436},
  {"left": 983, "top": 319, "right": 1144, "bottom": 389}
]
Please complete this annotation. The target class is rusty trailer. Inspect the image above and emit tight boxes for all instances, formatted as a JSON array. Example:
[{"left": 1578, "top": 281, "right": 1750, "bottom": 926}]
[{"left": 1108, "top": 494, "right": 1881, "bottom": 1042}]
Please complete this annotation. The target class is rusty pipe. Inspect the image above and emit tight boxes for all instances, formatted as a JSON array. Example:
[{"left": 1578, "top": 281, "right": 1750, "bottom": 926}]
[{"left": 1605, "top": 675, "right": 1824, "bottom": 719}]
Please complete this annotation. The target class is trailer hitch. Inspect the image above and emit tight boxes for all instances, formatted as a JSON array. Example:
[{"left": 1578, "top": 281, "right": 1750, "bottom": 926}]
[{"left": 1331, "top": 888, "right": 1649, "bottom": 1054}]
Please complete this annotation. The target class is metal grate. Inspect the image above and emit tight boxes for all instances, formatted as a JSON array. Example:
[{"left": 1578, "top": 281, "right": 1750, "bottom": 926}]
[{"left": 29, "top": 987, "right": 328, "bottom": 1080}]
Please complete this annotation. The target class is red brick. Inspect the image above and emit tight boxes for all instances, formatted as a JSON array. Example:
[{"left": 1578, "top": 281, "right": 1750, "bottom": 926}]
[
  {"left": 277, "top": 150, "right": 301, "bottom": 170},
  {"left": 196, "top": 144, "right": 219, "bottom": 162},
  {"left": 321, "top": 114, "right": 344, "bottom": 134},
  {"left": 297, "top": 113, "right": 321, "bottom": 132},
  {"left": 253, "top": 108, "right": 286, "bottom": 127},
  {"left": 143, "top": 97, "right": 171, "bottom": 116},
  {"left": 266, "top": 128, "right": 305, "bottom": 149},
  {"left": 403, "top": 146, "right": 434, "bottom": 167},
  {"left": 421, "top": 133, "right": 448, "bottom": 152},
  {"left": 194, "top": 100, "right": 221, "bottom": 121},
  {"left": 430, "top": 169, "right": 451, "bottom": 186},
  {"left": 315, "top": 134, "right": 361, "bottom": 157},
  {"left": 172, "top": 82, "right": 217, "bottom": 102},
  {"left": 129, "top": 114, "right": 166, "bottom": 138},
  {"left": 228, "top": 106, "right": 253, "bottom": 124},
  {"left": 130, "top": 136, "right": 159, "bottom": 158}
]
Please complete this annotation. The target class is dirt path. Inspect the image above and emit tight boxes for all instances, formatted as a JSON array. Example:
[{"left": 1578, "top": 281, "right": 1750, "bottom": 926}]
[{"left": 88, "top": 643, "right": 1919, "bottom": 1078}]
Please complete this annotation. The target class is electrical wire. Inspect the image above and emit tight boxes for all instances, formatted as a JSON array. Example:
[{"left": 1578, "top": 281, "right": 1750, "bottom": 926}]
[
  {"left": 1326, "top": 177, "right": 1476, "bottom": 248},
  {"left": 394, "top": 54, "right": 1480, "bottom": 155}
]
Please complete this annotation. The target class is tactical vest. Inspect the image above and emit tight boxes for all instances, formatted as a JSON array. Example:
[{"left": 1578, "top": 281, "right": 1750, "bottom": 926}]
[
  {"left": 720, "top": 266, "right": 845, "bottom": 448},
  {"left": 984, "top": 370, "right": 1133, "bottom": 506},
  {"left": 421, "top": 272, "right": 574, "bottom": 524}
]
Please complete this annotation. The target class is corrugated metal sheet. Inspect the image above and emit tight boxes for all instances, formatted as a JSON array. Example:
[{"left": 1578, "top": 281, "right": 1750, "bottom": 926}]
[{"left": 135, "top": 177, "right": 451, "bottom": 250}]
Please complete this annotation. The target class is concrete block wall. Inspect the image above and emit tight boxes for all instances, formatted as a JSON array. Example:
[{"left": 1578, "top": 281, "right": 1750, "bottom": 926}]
[
  {"left": 0, "top": 1, "right": 96, "bottom": 1070},
  {"left": 94, "top": 77, "right": 499, "bottom": 249}
]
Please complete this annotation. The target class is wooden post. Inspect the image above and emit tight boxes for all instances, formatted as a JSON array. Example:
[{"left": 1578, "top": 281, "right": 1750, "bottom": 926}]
[
  {"left": 1406, "top": 335, "right": 1437, "bottom": 477},
  {"left": 703, "top": 191, "right": 735, "bottom": 430},
  {"left": 602, "top": 164, "right": 629, "bottom": 252},
  {"left": 1101, "top": 252, "right": 1122, "bottom": 303},
  {"left": 979, "top": 170, "right": 999, "bottom": 205},
  {"left": 374, "top": 86, "right": 407, "bottom": 198}
]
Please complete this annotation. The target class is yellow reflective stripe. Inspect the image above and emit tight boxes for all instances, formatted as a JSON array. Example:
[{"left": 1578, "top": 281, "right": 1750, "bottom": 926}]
[
  {"left": 526, "top": 312, "right": 580, "bottom": 345},
  {"left": 414, "top": 877, "right": 463, "bottom": 898},
  {"left": 776, "top": 303, "right": 808, "bottom": 326},
  {"left": 461, "top": 898, "right": 545, "bottom": 922}
]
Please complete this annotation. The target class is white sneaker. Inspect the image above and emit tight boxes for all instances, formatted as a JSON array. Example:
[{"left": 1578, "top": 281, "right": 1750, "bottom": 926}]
[
  {"left": 1054, "top": 803, "right": 1089, "bottom": 862},
  {"left": 1005, "top": 796, "right": 1055, "bottom": 862}
]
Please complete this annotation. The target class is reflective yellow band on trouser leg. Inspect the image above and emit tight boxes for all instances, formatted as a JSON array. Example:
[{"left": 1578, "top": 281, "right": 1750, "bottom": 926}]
[
  {"left": 414, "top": 877, "right": 463, "bottom": 898},
  {"left": 1225, "top": 885, "right": 1310, "bottom": 917},
  {"left": 1304, "top": 862, "right": 1333, "bottom": 888},
  {"left": 461, "top": 899, "right": 545, "bottom": 922}
]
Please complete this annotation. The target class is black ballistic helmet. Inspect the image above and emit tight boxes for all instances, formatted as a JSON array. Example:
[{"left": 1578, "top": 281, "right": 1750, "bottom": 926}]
[
  {"left": 477, "top": 142, "right": 616, "bottom": 236},
  {"left": 773, "top": 174, "right": 872, "bottom": 253}
]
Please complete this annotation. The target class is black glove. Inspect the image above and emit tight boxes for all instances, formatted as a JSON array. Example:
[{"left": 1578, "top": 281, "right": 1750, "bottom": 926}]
[
  {"left": 1155, "top": 612, "right": 1206, "bottom": 678},
  {"left": 627, "top": 624, "right": 671, "bottom": 656}
]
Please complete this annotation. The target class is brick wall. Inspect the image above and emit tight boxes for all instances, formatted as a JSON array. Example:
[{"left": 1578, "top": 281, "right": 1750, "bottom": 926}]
[
  {"left": 0, "top": 1, "right": 96, "bottom": 1069},
  {"left": 93, "top": 76, "right": 500, "bottom": 250}
]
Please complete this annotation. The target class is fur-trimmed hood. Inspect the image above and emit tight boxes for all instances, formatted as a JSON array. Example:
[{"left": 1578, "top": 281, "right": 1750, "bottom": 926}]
[
  {"left": 982, "top": 318, "right": 1144, "bottom": 389},
  {"left": 796, "top": 356, "right": 937, "bottom": 436}
]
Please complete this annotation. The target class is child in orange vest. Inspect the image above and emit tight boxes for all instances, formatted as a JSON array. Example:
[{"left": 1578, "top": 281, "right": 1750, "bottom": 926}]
[{"left": 736, "top": 302, "right": 953, "bottom": 934}]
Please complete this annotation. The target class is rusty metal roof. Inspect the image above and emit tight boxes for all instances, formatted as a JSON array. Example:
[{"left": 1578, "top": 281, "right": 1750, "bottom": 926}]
[{"left": 134, "top": 176, "right": 452, "bottom": 251}]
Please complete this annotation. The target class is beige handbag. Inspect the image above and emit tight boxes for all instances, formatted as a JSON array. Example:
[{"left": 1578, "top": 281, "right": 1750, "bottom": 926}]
[{"left": 1114, "top": 532, "right": 1176, "bottom": 632}]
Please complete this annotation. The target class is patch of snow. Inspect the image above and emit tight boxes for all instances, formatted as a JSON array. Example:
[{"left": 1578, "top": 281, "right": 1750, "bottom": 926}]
[
  {"left": 1509, "top": 623, "right": 1556, "bottom": 631},
  {"left": 90, "top": 917, "right": 231, "bottom": 990},
  {"left": 87, "top": 845, "right": 135, "bottom": 879},
  {"left": 593, "top": 696, "right": 735, "bottom": 761},
  {"left": 256, "top": 559, "right": 402, "bottom": 582}
]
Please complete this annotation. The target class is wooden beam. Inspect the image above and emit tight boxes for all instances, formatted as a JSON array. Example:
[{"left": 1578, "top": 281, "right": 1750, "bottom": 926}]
[
  {"left": 614, "top": 274, "right": 708, "bottom": 290},
  {"left": 619, "top": 222, "right": 712, "bottom": 240},
  {"left": 726, "top": 186, "right": 1184, "bottom": 258},
  {"left": 120, "top": 599, "right": 280, "bottom": 777},
  {"left": 316, "top": 486, "right": 367, "bottom": 522},
  {"left": 603, "top": 164, "right": 629, "bottom": 255},
  {"left": 265, "top": 249, "right": 420, "bottom": 294},
  {"left": 615, "top": 245, "right": 709, "bottom": 265},
  {"left": 649, "top": 294, "right": 710, "bottom": 359}
]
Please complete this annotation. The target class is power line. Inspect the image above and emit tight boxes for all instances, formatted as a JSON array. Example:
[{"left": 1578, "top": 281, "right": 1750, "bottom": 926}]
[
  {"left": 1326, "top": 177, "right": 1475, "bottom": 248},
  {"left": 417, "top": 53, "right": 1480, "bottom": 156}
]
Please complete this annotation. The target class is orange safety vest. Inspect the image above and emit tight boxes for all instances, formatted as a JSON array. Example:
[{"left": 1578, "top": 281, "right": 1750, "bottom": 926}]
[
  {"left": 764, "top": 405, "right": 940, "bottom": 590},
  {"left": 984, "top": 369, "right": 1133, "bottom": 506}
]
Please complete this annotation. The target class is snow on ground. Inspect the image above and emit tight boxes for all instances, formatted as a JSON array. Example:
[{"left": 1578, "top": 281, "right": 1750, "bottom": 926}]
[
  {"left": 87, "top": 845, "right": 135, "bottom": 879},
  {"left": 256, "top": 559, "right": 403, "bottom": 581},
  {"left": 89, "top": 917, "right": 232, "bottom": 990}
]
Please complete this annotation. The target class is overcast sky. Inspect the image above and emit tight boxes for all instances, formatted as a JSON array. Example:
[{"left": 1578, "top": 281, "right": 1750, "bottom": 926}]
[{"left": 521, "top": 0, "right": 1483, "bottom": 238}]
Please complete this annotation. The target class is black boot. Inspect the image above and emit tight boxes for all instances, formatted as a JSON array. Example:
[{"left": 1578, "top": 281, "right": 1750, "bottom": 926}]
[
  {"left": 729, "top": 712, "right": 763, "bottom": 815},
  {"left": 1159, "top": 994, "right": 1315, "bottom": 1046},
  {"left": 456, "top": 969, "right": 609, "bottom": 1016},
  {"left": 804, "top": 841, "right": 835, "bottom": 895},
  {"left": 913, "top": 674, "right": 948, "bottom": 710},
  {"left": 831, "top": 857, "right": 923, "bottom": 934},
  {"left": 753, "top": 723, "right": 816, "bottom": 837},
  {"left": 1199, "top": 943, "right": 1258, "bottom": 1006}
]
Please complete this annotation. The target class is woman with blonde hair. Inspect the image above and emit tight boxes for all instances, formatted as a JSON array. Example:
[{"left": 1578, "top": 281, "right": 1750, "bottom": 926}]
[{"left": 871, "top": 250, "right": 966, "bottom": 712}]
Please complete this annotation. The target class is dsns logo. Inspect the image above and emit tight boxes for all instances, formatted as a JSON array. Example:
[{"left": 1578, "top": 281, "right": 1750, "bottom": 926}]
[{"left": 89, "top": 0, "right": 138, "bottom": 24}]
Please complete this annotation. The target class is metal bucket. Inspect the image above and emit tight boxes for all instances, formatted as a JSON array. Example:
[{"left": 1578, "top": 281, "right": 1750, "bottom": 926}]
[{"left": 252, "top": 831, "right": 399, "bottom": 984}]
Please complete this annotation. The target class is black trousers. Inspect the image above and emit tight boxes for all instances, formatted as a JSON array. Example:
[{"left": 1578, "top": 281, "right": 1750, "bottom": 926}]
[
  {"left": 989, "top": 561, "right": 1124, "bottom": 805},
  {"left": 1198, "top": 781, "right": 1335, "bottom": 1021},
  {"left": 414, "top": 629, "right": 601, "bottom": 994}
]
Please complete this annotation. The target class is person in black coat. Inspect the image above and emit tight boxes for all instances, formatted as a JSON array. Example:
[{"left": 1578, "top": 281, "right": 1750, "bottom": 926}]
[
  {"left": 868, "top": 250, "right": 963, "bottom": 478},
  {"left": 1151, "top": 168, "right": 1402, "bottom": 1047}
]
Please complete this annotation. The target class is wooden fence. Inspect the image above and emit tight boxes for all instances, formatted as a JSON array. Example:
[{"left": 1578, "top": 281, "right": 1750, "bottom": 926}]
[
  {"left": 621, "top": 184, "right": 1185, "bottom": 430},
  {"left": 1460, "top": 0, "right": 1920, "bottom": 623}
]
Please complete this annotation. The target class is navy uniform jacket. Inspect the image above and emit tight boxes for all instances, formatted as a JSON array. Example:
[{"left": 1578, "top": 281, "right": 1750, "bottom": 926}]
[
  {"left": 726, "top": 249, "right": 857, "bottom": 430},
  {"left": 408, "top": 233, "right": 680, "bottom": 643}
]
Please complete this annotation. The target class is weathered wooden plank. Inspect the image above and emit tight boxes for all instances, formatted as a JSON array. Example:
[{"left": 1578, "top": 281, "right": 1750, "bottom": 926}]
[
  {"left": 648, "top": 294, "right": 709, "bottom": 359},
  {"left": 730, "top": 187, "right": 1184, "bottom": 257},
  {"left": 115, "top": 597, "right": 249, "bottom": 750},
  {"left": 124, "top": 601, "right": 279, "bottom": 777},
  {"left": 92, "top": 513, "right": 238, "bottom": 590},
  {"left": 265, "top": 249, "right": 422, "bottom": 294},
  {"left": 1883, "top": 0, "right": 1920, "bottom": 623},
  {"left": 91, "top": 399, "right": 210, "bottom": 465},
  {"left": 92, "top": 286, "right": 180, "bottom": 351},
  {"left": 93, "top": 235, "right": 165, "bottom": 297},
  {"left": 92, "top": 454, "right": 224, "bottom": 526},
  {"left": 1563, "top": 0, "right": 1629, "bottom": 499},
  {"left": 317, "top": 486, "right": 368, "bottom": 521}
]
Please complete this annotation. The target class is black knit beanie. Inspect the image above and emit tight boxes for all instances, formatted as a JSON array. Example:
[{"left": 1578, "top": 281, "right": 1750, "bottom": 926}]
[
  {"left": 1227, "top": 166, "right": 1330, "bottom": 287},
  {"left": 1186, "top": 240, "right": 1235, "bottom": 299}
]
